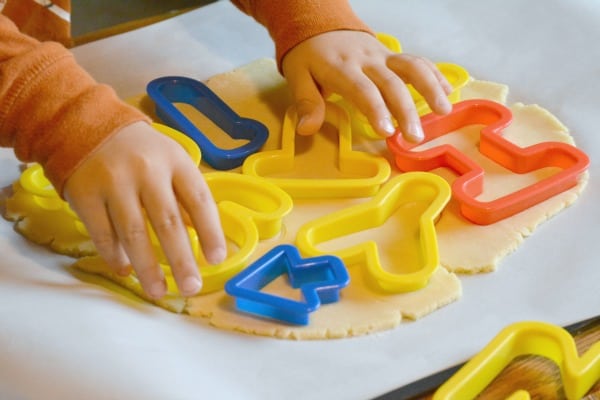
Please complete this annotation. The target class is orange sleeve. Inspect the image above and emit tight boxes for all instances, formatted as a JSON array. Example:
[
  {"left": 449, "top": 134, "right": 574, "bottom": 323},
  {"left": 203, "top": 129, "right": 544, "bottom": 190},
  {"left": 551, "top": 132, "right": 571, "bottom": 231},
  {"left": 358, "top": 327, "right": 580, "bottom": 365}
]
[
  {"left": 230, "top": 0, "right": 374, "bottom": 69},
  {"left": 0, "top": 15, "right": 150, "bottom": 196}
]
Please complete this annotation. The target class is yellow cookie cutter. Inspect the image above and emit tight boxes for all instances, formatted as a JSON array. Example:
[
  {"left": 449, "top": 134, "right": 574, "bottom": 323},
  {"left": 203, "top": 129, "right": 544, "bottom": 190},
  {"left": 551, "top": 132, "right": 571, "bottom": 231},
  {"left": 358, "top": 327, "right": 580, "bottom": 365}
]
[
  {"left": 331, "top": 32, "right": 470, "bottom": 139},
  {"left": 242, "top": 101, "right": 391, "bottom": 198},
  {"left": 434, "top": 321, "right": 600, "bottom": 400},
  {"left": 17, "top": 163, "right": 88, "bottom": 237},
  {"left": 196, "top": 171, "right": 293, "bottom": 293},
  {"left": 296, "top": 172, "right": 451, "bottom": 292}
]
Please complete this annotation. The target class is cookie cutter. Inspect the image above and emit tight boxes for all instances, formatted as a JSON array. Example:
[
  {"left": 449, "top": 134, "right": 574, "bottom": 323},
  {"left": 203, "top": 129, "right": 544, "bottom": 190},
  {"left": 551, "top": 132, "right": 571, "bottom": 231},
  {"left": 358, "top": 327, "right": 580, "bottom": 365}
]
[
  {"left": 199, "top": 172, "right": 293, "bottom": 293},
  {"left": 224, "top": 244, "right": 349, "bottom": 325},
  {"left": 146, "top": 76, "right": 269, "bottom": 170},
  {"left": 242, "top": 101, "right": 391, "bottom": 198},
  {"left": 433, "top": 320, "right": 600, "bottom": 400},
  {"left": 296, "top": 172, "right": 451, "bottom": 292},
  {"left": 8, "top": 163, "right": 89, "bottom": 249},
  {"left": 386, "top": 99, "right": 590, "bottom": 224}
]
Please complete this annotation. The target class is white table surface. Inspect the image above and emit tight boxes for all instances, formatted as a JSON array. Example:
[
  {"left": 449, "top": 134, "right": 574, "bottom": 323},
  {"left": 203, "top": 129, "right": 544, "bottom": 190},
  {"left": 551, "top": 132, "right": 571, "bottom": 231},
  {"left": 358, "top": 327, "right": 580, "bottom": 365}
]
[{"left": 1, "top": 1, "right": 598, "bottom": 399}]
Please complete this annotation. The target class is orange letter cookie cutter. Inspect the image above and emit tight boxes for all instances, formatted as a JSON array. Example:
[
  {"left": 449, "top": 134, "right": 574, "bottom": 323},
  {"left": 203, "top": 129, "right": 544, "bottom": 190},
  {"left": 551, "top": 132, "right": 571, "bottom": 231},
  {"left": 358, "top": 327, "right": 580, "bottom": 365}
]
[
  {"left": 386, "top": 99, "right": 590, "bottom": 224},
  {"left": 296, "top": 172, "right": 451, "bottom": 292},
  {"left": 242, "top": 101, "right": 391, "bottom": 198},
  {"left": 433, "top": 320, "right": 600, "bottom": 400}
]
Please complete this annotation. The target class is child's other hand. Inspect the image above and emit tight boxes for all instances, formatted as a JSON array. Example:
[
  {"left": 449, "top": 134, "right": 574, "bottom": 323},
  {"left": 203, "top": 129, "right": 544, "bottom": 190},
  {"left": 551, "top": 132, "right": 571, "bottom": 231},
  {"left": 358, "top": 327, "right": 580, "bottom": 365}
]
[
  {"left": 63, "top": 122, "right": 227, "bottom": 299},
  {"left": 282, "top": 30, "right": 453, "bottom": 142}
]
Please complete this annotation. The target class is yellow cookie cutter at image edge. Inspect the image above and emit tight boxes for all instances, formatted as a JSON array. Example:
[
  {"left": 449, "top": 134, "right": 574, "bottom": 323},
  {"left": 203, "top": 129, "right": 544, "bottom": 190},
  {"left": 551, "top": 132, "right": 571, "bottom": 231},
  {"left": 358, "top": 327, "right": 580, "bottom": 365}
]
[
  {"left": 331, "top": 32, "right": 471, "bottom": 140},
  {"left": 296, "top": 172, "right": 451, "bottom": 292},
  {"left": 433, "top": 321, "right": 600, "bottom": 400},
  {"left": 242, "top": 101, "right": 391, "bottom": 198}
]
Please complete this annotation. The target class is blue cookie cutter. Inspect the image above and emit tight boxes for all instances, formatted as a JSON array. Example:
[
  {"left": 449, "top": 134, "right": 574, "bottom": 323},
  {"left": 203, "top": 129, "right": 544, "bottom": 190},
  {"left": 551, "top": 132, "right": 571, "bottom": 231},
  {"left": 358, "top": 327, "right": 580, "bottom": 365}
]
[
  {"left": 146, "top": 76, "right": 269, "bottom": 170},
  {"left": 224, "top": 244, "right": 350, "bottom": 325}
]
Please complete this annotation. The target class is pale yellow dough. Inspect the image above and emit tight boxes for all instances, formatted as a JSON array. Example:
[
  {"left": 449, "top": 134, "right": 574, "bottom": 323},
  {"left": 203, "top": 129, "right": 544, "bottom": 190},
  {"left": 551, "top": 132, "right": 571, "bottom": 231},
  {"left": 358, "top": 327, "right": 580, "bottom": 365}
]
[{"left": 8, "top": 58, "right": 588, "bottom": 340}]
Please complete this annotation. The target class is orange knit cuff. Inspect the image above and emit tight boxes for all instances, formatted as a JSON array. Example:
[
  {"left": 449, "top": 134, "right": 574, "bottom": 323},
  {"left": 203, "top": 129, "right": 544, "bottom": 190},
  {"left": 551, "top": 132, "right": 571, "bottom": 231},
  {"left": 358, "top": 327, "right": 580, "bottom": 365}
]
[
  {"left": 1, "top": 42, "right": 149, "bottom": 196},
  {"left": 231, "top": 0, "right": 374, "bottom": 70}
]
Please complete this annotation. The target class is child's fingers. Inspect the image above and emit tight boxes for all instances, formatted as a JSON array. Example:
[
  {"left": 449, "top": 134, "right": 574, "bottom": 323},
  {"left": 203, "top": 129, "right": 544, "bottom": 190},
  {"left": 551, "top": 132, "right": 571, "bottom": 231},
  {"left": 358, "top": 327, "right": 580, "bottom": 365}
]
[
  {"left": 106, "top": 191, "right": 166, "bottom": 300},
  {"left": 141, "top": 174, "right": 203, "bottom": 298},
  {"left": 387, "top": 54, "right": 452, "bottom": 116},
  {"left": 283, "top": 66, "right": 326, "bottom": 135},
  {"left": 364, "top": 65, "right": 422, "bottom": 141},
  {"left": 67, "top": 194, "right": 131, "bottom": 277},
  {"left": 316, "top": 64, "right": 398, "bottom": 138},
  {"left": 173, "top": 162, "right": 227, "bottom": 267}
]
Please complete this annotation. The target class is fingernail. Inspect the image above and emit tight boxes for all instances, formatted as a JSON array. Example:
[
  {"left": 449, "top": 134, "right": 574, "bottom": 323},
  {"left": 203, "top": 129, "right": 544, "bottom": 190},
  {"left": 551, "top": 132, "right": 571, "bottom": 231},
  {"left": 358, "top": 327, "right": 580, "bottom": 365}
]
[
  {"left": 298, "top": 114, "right": 309, "bottom": 129},
  {"left": 181, "top": 276, "right": 202, "bottom": 296},
  {"left": 436, "top": 94, "right": 452, "bottom": 114},
  {"left": 149, "top": 281, "right": 166, "bottom": 299},
  {"left": 443, "top": 81, "right": 454, "bottom": 95},
  {"left": 379, "top": 117, "right": 396, "bottom": 137},
  {"left": 407, "top": 122, "right": 425, "bottom": 143},
  {"left": 297, "top": 114, "right": 313, "bottom": 135},
  {"left": 207, "top": 246, "right": 227, "bottom": 265}
]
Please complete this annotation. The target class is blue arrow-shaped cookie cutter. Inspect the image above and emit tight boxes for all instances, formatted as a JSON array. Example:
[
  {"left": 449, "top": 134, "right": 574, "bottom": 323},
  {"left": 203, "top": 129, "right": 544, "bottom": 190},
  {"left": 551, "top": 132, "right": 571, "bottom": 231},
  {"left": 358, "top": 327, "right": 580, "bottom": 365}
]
[
  {"left": 225, "top": 244, "right": 350, "bottom": 325},
  {"left": 146, "top": 76, "right": 269, "bottom": 170}
]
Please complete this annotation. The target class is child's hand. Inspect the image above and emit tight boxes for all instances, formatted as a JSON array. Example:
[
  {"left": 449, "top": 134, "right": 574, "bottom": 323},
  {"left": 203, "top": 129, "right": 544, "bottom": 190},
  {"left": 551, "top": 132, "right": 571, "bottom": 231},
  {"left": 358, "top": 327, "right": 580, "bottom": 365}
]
[
  {"left": 63, "top": 122, "right": 227, "bottom": 299},
  {"left": 282, "top": 30, "right": 453, "bottom": 142}
]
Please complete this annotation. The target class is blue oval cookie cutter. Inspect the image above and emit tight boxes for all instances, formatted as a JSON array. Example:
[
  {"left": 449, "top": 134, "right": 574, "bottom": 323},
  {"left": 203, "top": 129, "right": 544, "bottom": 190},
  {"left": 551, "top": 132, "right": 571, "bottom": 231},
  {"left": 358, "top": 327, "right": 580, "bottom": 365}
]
[
  {"left": 146, "top": 76, "right": 269, "bottom": 170},
  {"left": 224, "top": 244, "right": 350, "bottom": 325}
]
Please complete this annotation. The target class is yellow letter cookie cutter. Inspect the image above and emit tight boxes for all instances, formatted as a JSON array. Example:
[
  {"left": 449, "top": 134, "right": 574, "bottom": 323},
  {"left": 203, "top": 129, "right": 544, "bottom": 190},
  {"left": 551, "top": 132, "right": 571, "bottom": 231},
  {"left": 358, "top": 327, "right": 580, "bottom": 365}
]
[
  {"left": 242, "top": 101, "right": 391, "bottom": 198},
  {"left": 434, "top": 321, "right": 600, "bottom": 400},
  {"left": 296, "top": 172, "right": 451, "bottom": 292}
]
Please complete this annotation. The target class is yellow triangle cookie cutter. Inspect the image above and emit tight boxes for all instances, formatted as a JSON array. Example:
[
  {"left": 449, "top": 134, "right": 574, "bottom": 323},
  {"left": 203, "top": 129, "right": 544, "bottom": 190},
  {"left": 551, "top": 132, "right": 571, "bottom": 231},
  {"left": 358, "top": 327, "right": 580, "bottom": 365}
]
[
  {"left": 296, "top": 172, "right": 451, "bottom": 292},
  {"left": 242, "top": 101, "right": 391, "bottom": 198},
  {"left": 434, "top": 320, "right": 600, "bottom": 400}
]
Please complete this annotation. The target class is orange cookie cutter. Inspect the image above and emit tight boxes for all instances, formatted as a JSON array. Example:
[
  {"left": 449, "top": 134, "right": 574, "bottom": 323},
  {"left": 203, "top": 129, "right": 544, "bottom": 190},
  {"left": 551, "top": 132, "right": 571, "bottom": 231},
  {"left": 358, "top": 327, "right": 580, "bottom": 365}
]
[
  {"left": 433, "top": 320, "right": 600, "bottom": 400},
  {"left": 386, "top": 99, "right": 590, "bottom": 224},
  {"left": 242, "top": 101, "right": 391, "bottom": 198},
  {"left": 295, "top": 172, "right": 451, "bottom": 292}
]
